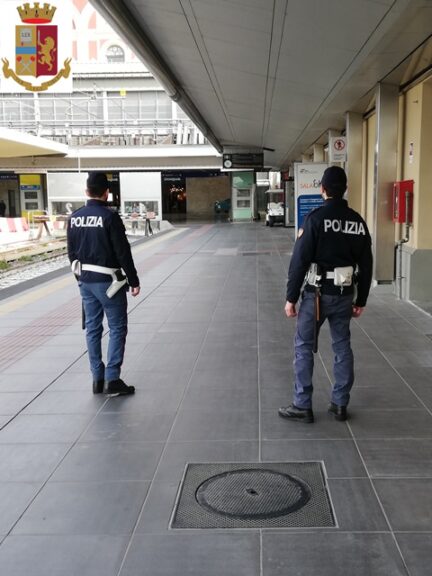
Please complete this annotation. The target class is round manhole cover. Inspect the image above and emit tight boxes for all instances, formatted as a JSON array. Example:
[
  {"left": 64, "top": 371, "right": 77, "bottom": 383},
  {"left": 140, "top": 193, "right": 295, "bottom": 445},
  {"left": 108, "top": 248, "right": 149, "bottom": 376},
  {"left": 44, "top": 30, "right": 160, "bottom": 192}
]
[{"left": 195, "top": 468, "right": 311, "bottom": 519}]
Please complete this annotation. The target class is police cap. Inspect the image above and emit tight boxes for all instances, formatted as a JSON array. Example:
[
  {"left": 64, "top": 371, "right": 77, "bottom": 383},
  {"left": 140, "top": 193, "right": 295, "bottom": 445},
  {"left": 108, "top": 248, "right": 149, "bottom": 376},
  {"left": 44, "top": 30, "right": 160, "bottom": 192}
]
[
  {"left": 86, "top": 172, "right": 109, "bottom": 191},
  {"left": 321, "top": 166, "right": 347, "bottom": 196}
]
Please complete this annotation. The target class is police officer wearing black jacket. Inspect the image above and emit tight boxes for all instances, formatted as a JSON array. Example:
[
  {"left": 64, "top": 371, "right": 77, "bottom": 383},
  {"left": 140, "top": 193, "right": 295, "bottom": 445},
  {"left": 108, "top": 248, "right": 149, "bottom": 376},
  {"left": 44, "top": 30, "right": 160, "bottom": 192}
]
[
  {"left": 67, "top": 172, "right": 140, "bottom": 396},
  {"left": 279, "top": 166, "right": 373, "bottom": 423}
]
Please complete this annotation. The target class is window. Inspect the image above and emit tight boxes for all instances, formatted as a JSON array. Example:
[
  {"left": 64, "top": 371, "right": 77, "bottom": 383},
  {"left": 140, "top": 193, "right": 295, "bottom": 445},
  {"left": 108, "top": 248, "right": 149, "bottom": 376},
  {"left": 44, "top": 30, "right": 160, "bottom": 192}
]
[
  {"left": 38, "top": 95, "right": 54, "bottom": 121},
  {"left": 124, "top": 200, "right": 159, "bottom": 216},
  {"left": 139, "top": 92, "right": 157, "bottom": 119},
  {"left": 156, "top": 92, "right": 172, "bottom": 119},
  {"left": 107, "top": 93, "right": 124, "bottom": 121},
  {"left": 24, "top": 201, "right": 39, "bottom": 210},
  {"left": 24, "top": 191, "right": 38, "bottom": 200},
  {"left": 106, "top": 45, "right": 125, "bottom": 63},
  {"left": 51, "top": 201, "right": 84, "bottom": 215}
]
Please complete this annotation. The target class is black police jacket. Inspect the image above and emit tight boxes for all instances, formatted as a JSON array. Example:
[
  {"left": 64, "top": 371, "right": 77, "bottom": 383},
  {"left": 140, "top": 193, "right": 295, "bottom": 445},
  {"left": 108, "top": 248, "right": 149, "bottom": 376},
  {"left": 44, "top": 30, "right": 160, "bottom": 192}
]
[
  {"left": 287, "top": 198, "right": 373, "bottom": 307},
  {"left": 67, "top": 199, "right": 139, "bottom": 287}
]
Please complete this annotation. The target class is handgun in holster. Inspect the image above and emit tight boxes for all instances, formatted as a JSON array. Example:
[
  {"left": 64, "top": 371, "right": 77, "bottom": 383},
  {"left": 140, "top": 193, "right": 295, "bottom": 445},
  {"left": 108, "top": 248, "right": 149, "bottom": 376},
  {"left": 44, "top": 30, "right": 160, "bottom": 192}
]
[{"left": 106, "top": 269, "right": 128, "bottom": 299}]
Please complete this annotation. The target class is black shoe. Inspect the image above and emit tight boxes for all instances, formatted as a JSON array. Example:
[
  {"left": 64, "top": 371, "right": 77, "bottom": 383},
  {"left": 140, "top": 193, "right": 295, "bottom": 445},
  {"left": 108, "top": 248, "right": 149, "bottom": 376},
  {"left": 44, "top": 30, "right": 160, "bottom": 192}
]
[
  {"left": 103, "top": 378, "right": 135, "bottom": 396},
  {"left": 328, "top": 402, "right": 348, "bottom": 421},
  {"left": 93, "top": 379, "right": 104, "bottom": 394},
  {"left": 278, "top": 404, "right": 314, "bottom": 423}
]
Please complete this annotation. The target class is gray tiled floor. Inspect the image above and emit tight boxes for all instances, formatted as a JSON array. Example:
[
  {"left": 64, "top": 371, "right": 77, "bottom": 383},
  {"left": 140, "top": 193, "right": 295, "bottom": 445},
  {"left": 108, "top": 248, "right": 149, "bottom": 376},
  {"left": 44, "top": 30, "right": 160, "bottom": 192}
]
[{"left": 0, "top": 223, "right": 431, "bottom": 575}]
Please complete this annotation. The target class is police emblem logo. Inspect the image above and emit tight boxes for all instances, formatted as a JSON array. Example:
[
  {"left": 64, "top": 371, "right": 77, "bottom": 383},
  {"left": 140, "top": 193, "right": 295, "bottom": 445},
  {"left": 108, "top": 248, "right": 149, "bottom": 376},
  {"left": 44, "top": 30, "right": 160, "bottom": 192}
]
[{"left": 1, "top": 2, "right": 72, "bottom": 92}]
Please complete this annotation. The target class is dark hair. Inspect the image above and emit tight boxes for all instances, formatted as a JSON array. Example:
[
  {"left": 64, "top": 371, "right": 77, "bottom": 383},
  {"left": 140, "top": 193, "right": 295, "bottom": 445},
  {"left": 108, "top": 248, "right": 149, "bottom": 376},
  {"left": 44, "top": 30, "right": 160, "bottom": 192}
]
[
  {"left": 321, "top": 166, "right": 347, "bottom": 199},
  {"left": 86, "top": 172, "right": 109, "bottom": 198}
]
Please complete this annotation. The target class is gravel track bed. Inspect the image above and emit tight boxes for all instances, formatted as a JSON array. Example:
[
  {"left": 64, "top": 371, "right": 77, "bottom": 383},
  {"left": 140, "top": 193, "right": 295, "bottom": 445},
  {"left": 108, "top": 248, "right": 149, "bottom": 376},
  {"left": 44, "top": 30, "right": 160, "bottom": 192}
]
[{"left": 0, "top": 255, "right": 69, "bottom": 290}]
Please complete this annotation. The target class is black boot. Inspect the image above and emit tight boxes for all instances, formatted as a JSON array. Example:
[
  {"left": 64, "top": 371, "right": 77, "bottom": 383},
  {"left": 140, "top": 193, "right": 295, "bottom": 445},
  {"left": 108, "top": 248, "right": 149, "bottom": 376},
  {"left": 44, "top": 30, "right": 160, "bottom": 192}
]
[
  {"left": 93, "top": 379, "right": 104, "bottom": 394},
  {"left": 278, "top": 404, "right": 314, "bottom": 423},
  {"left": 103, "top": 378, "right": 135, "bottom": 396},
  {"left": 328, "top": 402, "right": 348, "bottom": 421}
]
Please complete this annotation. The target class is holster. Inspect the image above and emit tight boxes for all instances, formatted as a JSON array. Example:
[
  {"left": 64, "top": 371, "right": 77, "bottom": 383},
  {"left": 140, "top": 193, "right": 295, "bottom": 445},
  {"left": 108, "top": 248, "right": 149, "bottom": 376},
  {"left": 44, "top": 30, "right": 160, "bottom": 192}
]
[
  {"left": 106, "top": 270, "right": 128, "bottom": 298},
  {"left": 71, "top": 261, "right": 128, "bottom": 299}
]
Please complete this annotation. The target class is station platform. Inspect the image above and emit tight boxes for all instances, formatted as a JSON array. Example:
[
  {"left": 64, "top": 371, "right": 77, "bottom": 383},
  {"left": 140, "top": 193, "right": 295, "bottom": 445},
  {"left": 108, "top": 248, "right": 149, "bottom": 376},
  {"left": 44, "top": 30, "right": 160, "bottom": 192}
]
[{"left": 0, "top": 222, "right": 431, "bottom": 576}]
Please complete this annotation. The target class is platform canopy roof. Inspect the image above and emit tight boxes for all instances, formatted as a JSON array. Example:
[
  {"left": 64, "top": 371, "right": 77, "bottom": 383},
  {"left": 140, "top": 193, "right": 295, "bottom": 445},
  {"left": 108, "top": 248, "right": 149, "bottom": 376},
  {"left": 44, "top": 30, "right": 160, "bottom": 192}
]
[
  {"left": 89, "top": 0, "right": 432, "bottom": 169},
  {"left": 0, "top": 127, "right": 68, "bottom": 159}
]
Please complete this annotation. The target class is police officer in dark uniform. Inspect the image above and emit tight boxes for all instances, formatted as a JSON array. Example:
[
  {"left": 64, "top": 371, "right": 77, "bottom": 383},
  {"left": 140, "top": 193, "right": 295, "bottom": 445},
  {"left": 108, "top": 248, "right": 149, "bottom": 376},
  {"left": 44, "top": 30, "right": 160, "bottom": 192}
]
[
  {"left": 67, "top": 172, "right": 140, "bottom": 395},
  {"left": 279, "top": 166, "right": 373, "bottom": 423}
]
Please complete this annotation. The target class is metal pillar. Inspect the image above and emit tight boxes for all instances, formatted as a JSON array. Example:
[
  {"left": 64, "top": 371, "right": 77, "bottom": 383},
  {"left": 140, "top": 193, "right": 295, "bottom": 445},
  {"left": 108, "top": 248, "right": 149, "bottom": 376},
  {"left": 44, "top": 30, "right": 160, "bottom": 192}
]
[
  {"left": 374, "top": 83, "right": 398, "bottom": 282},
  {"left": 345, "top": 112, "right": 363, "bottom": 214}
]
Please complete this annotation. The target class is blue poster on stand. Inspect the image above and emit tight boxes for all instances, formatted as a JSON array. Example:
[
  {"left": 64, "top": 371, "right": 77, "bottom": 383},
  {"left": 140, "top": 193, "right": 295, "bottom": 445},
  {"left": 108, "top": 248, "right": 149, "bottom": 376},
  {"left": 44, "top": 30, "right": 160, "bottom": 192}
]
[
  {"left": 297, "top": 194, "right": 324, "bottom": 229},
  {"left": 294, "top": 163, "right": 328, "bottom": 234}
]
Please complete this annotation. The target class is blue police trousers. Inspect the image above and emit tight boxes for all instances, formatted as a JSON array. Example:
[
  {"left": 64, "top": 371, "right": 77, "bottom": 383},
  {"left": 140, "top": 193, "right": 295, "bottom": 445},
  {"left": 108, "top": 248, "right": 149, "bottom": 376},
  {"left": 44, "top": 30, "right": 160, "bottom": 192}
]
[
  {"left": 293, "top": 291, "right": 354, "bottom": 409},
  {"left": 79, "top": 281, "right": 128, "bottom": 382}
]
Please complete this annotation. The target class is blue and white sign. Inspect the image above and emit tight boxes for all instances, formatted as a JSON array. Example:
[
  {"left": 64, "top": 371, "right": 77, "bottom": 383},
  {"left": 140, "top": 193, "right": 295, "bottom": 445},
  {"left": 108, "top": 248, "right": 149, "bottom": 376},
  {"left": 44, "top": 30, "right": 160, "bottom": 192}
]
[{"left": 294, "top": 162, "right": 327, "bottom": 233}]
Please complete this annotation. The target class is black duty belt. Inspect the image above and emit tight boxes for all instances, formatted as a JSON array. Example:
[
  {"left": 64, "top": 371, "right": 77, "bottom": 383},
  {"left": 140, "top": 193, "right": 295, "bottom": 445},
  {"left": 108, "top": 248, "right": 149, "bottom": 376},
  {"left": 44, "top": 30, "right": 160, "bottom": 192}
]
[{"left": 304, "top": 283, "right": 354, "bottom": 296}]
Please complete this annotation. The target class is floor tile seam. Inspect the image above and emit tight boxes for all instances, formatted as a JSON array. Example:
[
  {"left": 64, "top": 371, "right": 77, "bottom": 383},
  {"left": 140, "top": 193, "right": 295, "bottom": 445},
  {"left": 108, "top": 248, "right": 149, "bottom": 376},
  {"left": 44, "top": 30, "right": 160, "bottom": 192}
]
[
  {"left": 168, "top": 407, "right": 260, "bottom": 414},
  {"left": 344, "top": 416, "right": 414, "bottom": 575},
  {"left": 74, "top": 440, "right": 167, "bottom": 445},
  {"left": 370, "top": 475, "right": 432, "bottom": 480},
  {"left": 353, "top": 434, "right": 432, "bottom": 442},
  {"left": 0, "top": 349, "right": 91, "bottom": 430},
  {"left": 325, "top": 408, "right": 431, "bottom": 412},
  {"left": 259, "top": 529, "right": 263, "bottom": 576},
  {"left": 105, "top": 227, "right": 225, "bottom": 381},
  {"left": 0, "top": 441, "right": 77, "bottom": 446},
  {"left": 0, "top": 394, "right": 112, "bottom": 540},
  {"left": 263, "top": 435, "right": 362, "bottom": 441},
  {"left": 24, "top": 480, "right": 153, "bottom": 485},
  {"left": 335, "top": 435, "right": 432, "bottom": 441},
  {"left": 0, "top": 318, "right": 88, "bottom": 375},
  {"left": 260, "top": 437, "right": 361, "bottom": 443},
  {"left": 353, "top": 320, "right": 432, "bottom": 419},
  {"left": 255, "top": 224, "right": 264, "bottom": 465},
  {"left": 17, "top": 412, "right": 108, "bottom": 417},
  {"left": 318, "top": 476, "right": 380, "bottom": 480},
  {"left": 134, "top": 528, "right": 398, "bottom": 535},
  {"left": 10, "top": 530, "right": 146, "bottom": 537},
  {"left": 3, "top": 528, "right": 424, "bottom": 537},
  {"left": 394, "top": 530, "right": 432, "bottom": 534},
  {"left": 0, "top": 298, "right": 81, "bottom": 343},
  {"left": 0, "top": 336, "right": 69, "bottom": 371},
  {"left": 129, "top": 439, "right": 259, "bottom": 446},
  {"left": 0, "top": 480, "right": 45, "bottom": 485},
  {"left": 126, "top": 229, "right": 219, "bottom": 320},
  {"left": 164, "top": 434, "right": 261, "bottom": 442},
  {"left": 261, "top": 529, "right": 404, "bottom": 535},
  {"left": 319, "top": 352, "right": 410, "bottom": 548},
  {"left": 374, "top": 294, "right": 432, "bottom": 336},
  {"left": 111, "top": 239, "right": 241, "bottom": 576}
]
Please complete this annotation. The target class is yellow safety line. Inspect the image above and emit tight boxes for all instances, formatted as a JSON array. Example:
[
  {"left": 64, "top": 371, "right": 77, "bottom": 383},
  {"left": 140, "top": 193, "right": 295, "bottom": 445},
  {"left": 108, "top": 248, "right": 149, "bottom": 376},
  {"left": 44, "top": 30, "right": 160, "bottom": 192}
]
[
  {"left": 0, "top": 276, "right": 74, "bottom": 316},
  {"left": 0, "top": 228, "right": 187, "bottom": 316}
]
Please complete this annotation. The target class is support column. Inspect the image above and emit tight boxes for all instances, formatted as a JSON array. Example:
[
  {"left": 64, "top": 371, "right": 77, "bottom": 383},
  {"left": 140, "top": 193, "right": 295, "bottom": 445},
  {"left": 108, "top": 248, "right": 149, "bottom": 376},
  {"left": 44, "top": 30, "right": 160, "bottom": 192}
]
[
  {"left": 313, "top": 144, "right": 324, "bottom": 162},
  {"left": 403, "top": 78, "right": 432, "bottom": 301},
  {"left": 345, "top": 112, "right": 363, "bottom": 214},
  {"left": 374, "top": 83, "right": 398, "bottom": 282}
]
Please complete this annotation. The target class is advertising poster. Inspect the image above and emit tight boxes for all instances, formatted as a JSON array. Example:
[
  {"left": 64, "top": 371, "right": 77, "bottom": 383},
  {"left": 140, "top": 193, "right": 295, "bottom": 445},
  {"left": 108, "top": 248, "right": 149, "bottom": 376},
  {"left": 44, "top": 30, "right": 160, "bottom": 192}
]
[{"left": 294, "top": 163, "right": 328, "bottom": 234}]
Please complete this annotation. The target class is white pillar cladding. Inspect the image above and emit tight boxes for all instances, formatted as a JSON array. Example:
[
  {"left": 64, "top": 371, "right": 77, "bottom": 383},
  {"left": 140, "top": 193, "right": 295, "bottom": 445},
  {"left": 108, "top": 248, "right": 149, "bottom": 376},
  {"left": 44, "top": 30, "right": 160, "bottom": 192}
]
[
  {"left": 313, "top": 144, "right": 324, "bottom": 162},
  {"left": 345, "top": 112, "right": 363, "bottom": 214},
  {"left": 374, "top": 83, "right": 399, "bottom": 283}
]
